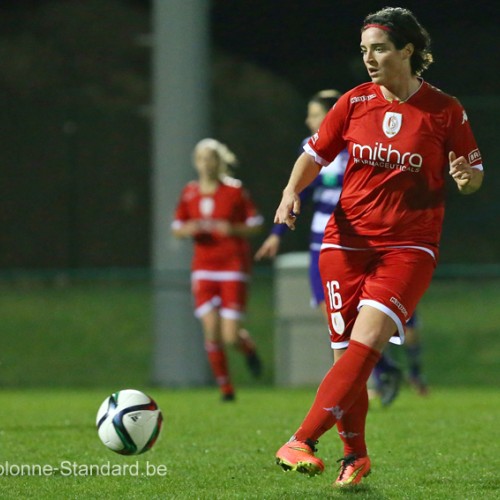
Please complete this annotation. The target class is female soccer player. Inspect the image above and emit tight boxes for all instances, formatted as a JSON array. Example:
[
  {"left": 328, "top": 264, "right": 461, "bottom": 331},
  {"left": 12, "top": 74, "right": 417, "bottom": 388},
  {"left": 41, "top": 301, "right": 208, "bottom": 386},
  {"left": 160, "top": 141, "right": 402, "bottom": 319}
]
[
  {"left": 172, "top": 138, "right": 264, "bottom": 401},
  {"left": 273, "top": 7, "right": 483, "bottom": 487},
  {"left": 256, "top": 89, "right": 418, "bottom": 406}
]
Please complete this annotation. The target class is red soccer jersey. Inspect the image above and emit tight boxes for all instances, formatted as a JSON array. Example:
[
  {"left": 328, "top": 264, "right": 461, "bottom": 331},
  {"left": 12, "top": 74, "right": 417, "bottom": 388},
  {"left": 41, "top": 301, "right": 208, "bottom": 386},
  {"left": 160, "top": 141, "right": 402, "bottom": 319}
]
[
  {"left": 172, "top": 178, "right": 262, "bottom": 273},
  {"left": 305, "top": 80, "right": 483, "bottom": 253}
]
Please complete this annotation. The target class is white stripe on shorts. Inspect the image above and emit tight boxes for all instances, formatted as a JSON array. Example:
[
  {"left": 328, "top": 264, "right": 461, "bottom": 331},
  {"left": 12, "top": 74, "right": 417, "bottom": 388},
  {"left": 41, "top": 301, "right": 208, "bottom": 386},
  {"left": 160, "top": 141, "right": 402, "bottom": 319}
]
[
  {"left": 192, "top": 270, "right": 248, "bottom": 282},
  {"left": 320, "top": 242, "right": 436, "bottom": 260},
  {"left": 358, "top": 299, "right": 405, "bottom": 345}
]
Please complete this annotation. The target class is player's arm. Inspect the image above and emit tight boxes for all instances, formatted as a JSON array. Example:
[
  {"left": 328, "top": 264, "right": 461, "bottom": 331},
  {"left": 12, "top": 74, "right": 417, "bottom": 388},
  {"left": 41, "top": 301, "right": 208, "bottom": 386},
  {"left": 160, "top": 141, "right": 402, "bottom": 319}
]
[
  {"left": 255, "top": 233, "right": 281, "bottom": 260},
  {"left": 172, "top": 188, "right": 204, "bottom": 238},
  {"left": 274, "top": 153, "right": 321, "bottom": 230},
  {"left": 448, "top": 151, "right": 484, "bottom": 195},
  {"left": 256, "top": 177, "right": 318, "bottom": 260},
  {"left": 211, "top": 218, "right": 263, "bottom": 239},
  {"left": 171, "top": 220, "right": 203, "bottom": 238}
]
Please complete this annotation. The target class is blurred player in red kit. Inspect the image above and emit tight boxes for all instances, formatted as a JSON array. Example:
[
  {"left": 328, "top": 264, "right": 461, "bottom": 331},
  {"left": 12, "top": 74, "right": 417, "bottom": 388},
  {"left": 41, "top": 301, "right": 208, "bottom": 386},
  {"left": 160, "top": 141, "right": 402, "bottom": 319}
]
[
  {"left": 172, "top": 138, "right": 264, "bottom": 401},
  {"left": 273, "top": 7, "right": 483, "bottom": 487}
]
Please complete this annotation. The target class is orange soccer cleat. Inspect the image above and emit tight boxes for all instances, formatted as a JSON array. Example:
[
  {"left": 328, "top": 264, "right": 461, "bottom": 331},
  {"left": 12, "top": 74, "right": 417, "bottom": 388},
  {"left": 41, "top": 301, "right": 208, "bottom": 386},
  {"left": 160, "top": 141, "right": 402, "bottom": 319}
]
[
  {"left": 275, "top": 439, "right": 325, "bottom": 476},
  {"left": 334, "top": 454, "right": 371, "bottom": 487}
]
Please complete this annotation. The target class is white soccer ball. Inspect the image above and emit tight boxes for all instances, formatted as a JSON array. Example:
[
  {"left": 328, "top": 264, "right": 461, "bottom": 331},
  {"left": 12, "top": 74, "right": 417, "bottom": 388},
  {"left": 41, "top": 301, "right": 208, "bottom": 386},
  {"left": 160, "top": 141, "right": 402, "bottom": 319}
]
[{"left": 96, "top": 389, "right": 163, "bottom": 455}]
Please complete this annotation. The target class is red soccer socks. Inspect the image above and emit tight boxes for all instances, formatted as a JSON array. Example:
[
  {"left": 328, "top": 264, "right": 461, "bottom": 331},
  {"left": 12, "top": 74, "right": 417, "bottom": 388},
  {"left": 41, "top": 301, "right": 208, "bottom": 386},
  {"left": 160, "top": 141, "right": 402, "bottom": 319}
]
[
  {"left": 336, "top": 386, "right": 369, "bottom": 458},
  {"left": 205, "top": 341, "right": 234, "bottom": 398},
  {"left": 294, "top": 340, "right": 380, "bottom": 442}
]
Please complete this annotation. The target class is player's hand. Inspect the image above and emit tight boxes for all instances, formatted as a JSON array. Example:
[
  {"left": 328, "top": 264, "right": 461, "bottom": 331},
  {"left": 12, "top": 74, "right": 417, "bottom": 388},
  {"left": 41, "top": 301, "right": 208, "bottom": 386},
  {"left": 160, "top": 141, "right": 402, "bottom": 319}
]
[
  {"left": 183, "top": 220, "right": 204, "bottom": 235},
  {"left": 255, "top": 234, "right": 281, "bottom": 261},
  {"left": 211, "top": 220, "right": 232, "bottom": 236},
  {"left": 274, "top": 189, "right": 301, "bottom": 230},
  {"left": 448, "top": 151, "right": 474, "bottom": 188}
]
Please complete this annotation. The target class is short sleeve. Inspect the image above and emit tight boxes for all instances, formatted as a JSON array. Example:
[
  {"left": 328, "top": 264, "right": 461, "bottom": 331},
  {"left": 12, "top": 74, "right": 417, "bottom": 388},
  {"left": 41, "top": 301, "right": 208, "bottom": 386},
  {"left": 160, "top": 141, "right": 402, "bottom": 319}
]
[
  {"left": 306, "top": 95, "right": 349, "bottom": 165},
  {"left": 446, "top": 100, "right": 483, "bottom": 170}
]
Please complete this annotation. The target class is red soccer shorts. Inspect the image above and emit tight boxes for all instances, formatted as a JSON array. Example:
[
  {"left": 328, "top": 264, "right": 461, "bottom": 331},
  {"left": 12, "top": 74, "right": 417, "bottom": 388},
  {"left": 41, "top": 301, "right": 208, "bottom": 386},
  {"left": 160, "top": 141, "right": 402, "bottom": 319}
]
[
  {"left": 319, "top": 246, "right": 436, "bottom": 348},
  {"left": 191, "top": 270, "right": 248, "bottom": 320}
]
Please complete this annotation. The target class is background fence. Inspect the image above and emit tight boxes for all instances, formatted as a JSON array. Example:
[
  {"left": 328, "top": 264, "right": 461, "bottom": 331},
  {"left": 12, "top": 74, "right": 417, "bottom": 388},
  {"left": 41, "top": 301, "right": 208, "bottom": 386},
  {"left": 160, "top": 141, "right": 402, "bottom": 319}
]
[
  {"left": 1, "top": 1, "right": 498, "bottom": 271},
  {"left": 0, "top": 1, "right": 498, "bottom": 390}
]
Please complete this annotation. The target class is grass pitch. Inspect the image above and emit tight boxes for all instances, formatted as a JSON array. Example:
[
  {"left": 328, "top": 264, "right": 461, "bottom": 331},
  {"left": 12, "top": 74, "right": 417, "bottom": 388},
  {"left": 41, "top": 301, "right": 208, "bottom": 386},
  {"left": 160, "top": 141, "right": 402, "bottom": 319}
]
[
  {"left": 0, "top": 387, "right": 499, "bottom": 499},
  {"left": 1, "top": 276, "right": 499, "bottom": 389},
  {"left": 0, "top": 275, "right": 499, "bottom": 497}
]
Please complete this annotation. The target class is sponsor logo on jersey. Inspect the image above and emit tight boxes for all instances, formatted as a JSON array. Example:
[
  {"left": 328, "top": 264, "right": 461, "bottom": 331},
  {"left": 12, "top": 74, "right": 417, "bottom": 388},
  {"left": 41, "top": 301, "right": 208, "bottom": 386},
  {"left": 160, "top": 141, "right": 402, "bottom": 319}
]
[
  {"left": 383, "top": 112, "right": 403, "bottom": 138},
  {"left": 352, "top": 142, "right": 423, "bottom": 172},
  {"left": 468, "top": 148, "right": 481, "bottom": 164},
  {"left": 350, "top": 94, "right": 376, "bottom": 103}
]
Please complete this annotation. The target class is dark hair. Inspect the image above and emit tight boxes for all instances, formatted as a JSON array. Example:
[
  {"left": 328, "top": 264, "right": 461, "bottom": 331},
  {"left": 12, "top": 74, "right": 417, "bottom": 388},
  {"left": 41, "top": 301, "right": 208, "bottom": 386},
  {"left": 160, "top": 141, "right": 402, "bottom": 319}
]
[
  {"left": 362, "top": 7, "right": 433, "bottom": 75},
  {"left": 309, "top": 89, "right": 342, "bottom": 112}
]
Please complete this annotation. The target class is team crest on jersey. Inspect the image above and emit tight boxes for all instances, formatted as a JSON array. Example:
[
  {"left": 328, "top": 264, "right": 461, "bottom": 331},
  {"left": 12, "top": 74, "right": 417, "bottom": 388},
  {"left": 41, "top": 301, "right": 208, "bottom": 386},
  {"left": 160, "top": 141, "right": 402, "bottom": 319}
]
[
  {"left": 383, "top": 112, "right": 403, "bottom": 138},
  {"left": 199, "top": 197, "right": 214, "bottom": 217}
]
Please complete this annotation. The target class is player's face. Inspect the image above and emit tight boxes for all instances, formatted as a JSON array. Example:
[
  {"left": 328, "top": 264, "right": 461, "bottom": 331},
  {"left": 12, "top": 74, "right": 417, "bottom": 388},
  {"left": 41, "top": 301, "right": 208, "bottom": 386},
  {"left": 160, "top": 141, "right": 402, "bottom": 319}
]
[
  {"left": 305, "top": 102, "right": 328, "bottom": 134},
  {"left": 360, "top": 28, "right": 410, "bottom": 86},
  {"left": 194, "top": 147, "right": 220, "bottom": 179}
]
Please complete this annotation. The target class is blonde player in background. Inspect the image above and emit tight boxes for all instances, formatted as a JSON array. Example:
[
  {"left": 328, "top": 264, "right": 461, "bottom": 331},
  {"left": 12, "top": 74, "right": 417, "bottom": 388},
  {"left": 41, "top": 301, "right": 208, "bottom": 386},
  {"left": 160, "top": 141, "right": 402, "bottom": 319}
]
[{"left": 172, "top": 139, "right": 264, "bottom": 401}]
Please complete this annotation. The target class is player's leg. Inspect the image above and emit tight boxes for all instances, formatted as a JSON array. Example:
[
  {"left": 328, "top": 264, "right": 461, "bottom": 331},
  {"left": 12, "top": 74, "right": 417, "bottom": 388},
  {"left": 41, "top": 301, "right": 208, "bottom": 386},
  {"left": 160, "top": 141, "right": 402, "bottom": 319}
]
[
  {"left": 276, "top": 310, "right": 385, "bottom": 477},
  {"left": 372, "top": 348, "right": 403, "bottom": 406},
  {"left": 200, "top": 309, "right": 235, "bottom": 401},
  {"left": 220, "top": 279, "right": 262, "bottom": 377},
  {"left": 292, "top": 307, "right": 393, "bottom": 438},
  {"left": 276, "top": 248, "right": 435, "bottom": 486},
  {"left": 194, "top": 278, "right": 235, "bottom": 400},
  {"left": 274, "top": 253, "right": 335, "bottom": 476},
  {"left": 331, "top": 248, "right": 434, "bottom": 486},
  {"left": 334, "top": 347, "right": 372, "bottom": 485},
  {"left": 276, "top": 248, "right": 375, "bottom": 476},
  {"left": 405, "top": 313, "right": 428, "bottom": 395}
]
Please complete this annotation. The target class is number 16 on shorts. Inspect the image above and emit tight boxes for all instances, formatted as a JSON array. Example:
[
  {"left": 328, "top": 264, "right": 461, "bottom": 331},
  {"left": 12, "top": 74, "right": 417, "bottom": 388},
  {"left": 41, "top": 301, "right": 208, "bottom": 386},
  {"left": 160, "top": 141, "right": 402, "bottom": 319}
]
[{"left": 326, "top": 280, "right": 345, "bottom": 334}]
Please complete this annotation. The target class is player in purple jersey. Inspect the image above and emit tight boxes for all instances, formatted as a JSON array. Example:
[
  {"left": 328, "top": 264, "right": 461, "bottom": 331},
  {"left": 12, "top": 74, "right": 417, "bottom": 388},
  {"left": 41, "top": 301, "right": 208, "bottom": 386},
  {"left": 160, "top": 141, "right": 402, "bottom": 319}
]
[
  {"left": 256, "top": 90, "right": 346, "bottom": 319},
  {"left": 256, "top": 90, "right": 426, "bottom": 403}
]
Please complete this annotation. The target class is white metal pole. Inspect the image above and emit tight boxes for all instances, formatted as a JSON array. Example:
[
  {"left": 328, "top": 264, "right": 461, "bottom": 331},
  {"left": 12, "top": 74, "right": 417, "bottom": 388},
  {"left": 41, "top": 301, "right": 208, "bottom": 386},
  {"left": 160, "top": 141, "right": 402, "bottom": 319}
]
[{"left": 151, "top": 0, "right": 211, "bottom": 386}]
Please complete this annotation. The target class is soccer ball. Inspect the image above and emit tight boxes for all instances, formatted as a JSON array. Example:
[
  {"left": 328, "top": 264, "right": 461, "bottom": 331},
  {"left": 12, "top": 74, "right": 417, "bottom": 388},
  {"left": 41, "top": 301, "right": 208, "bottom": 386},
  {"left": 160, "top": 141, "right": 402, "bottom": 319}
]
[{"left": 96, "top": 389, "right": 163, "bottom": 455}]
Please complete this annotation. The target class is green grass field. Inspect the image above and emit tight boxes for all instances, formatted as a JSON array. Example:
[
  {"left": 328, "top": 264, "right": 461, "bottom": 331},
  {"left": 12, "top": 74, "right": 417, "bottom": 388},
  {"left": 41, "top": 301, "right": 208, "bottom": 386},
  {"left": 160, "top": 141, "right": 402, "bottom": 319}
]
[
  {"left": 2, "top": 275, "right": 499, "bottom": 388},
  {"left": 0, "top": 274, "right": 499, "bottom": 497},
  {"left": 0, "top": 388, "right": 499, "bottom": 499}
]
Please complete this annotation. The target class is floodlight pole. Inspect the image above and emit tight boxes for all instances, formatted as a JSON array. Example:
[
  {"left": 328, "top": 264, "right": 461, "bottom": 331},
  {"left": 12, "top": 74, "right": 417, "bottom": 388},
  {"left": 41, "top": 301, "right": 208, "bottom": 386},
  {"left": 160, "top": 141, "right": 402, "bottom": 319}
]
[{"left": 151, "top": 0, "right": 211, "bottom": 386}]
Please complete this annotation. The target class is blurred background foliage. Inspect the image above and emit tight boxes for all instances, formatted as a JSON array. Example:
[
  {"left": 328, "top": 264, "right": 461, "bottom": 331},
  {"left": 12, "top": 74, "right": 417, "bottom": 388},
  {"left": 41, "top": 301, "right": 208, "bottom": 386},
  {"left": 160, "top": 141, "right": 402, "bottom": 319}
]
[{"left": 0, "top": 0, "right": 498, "bottom": 271}]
